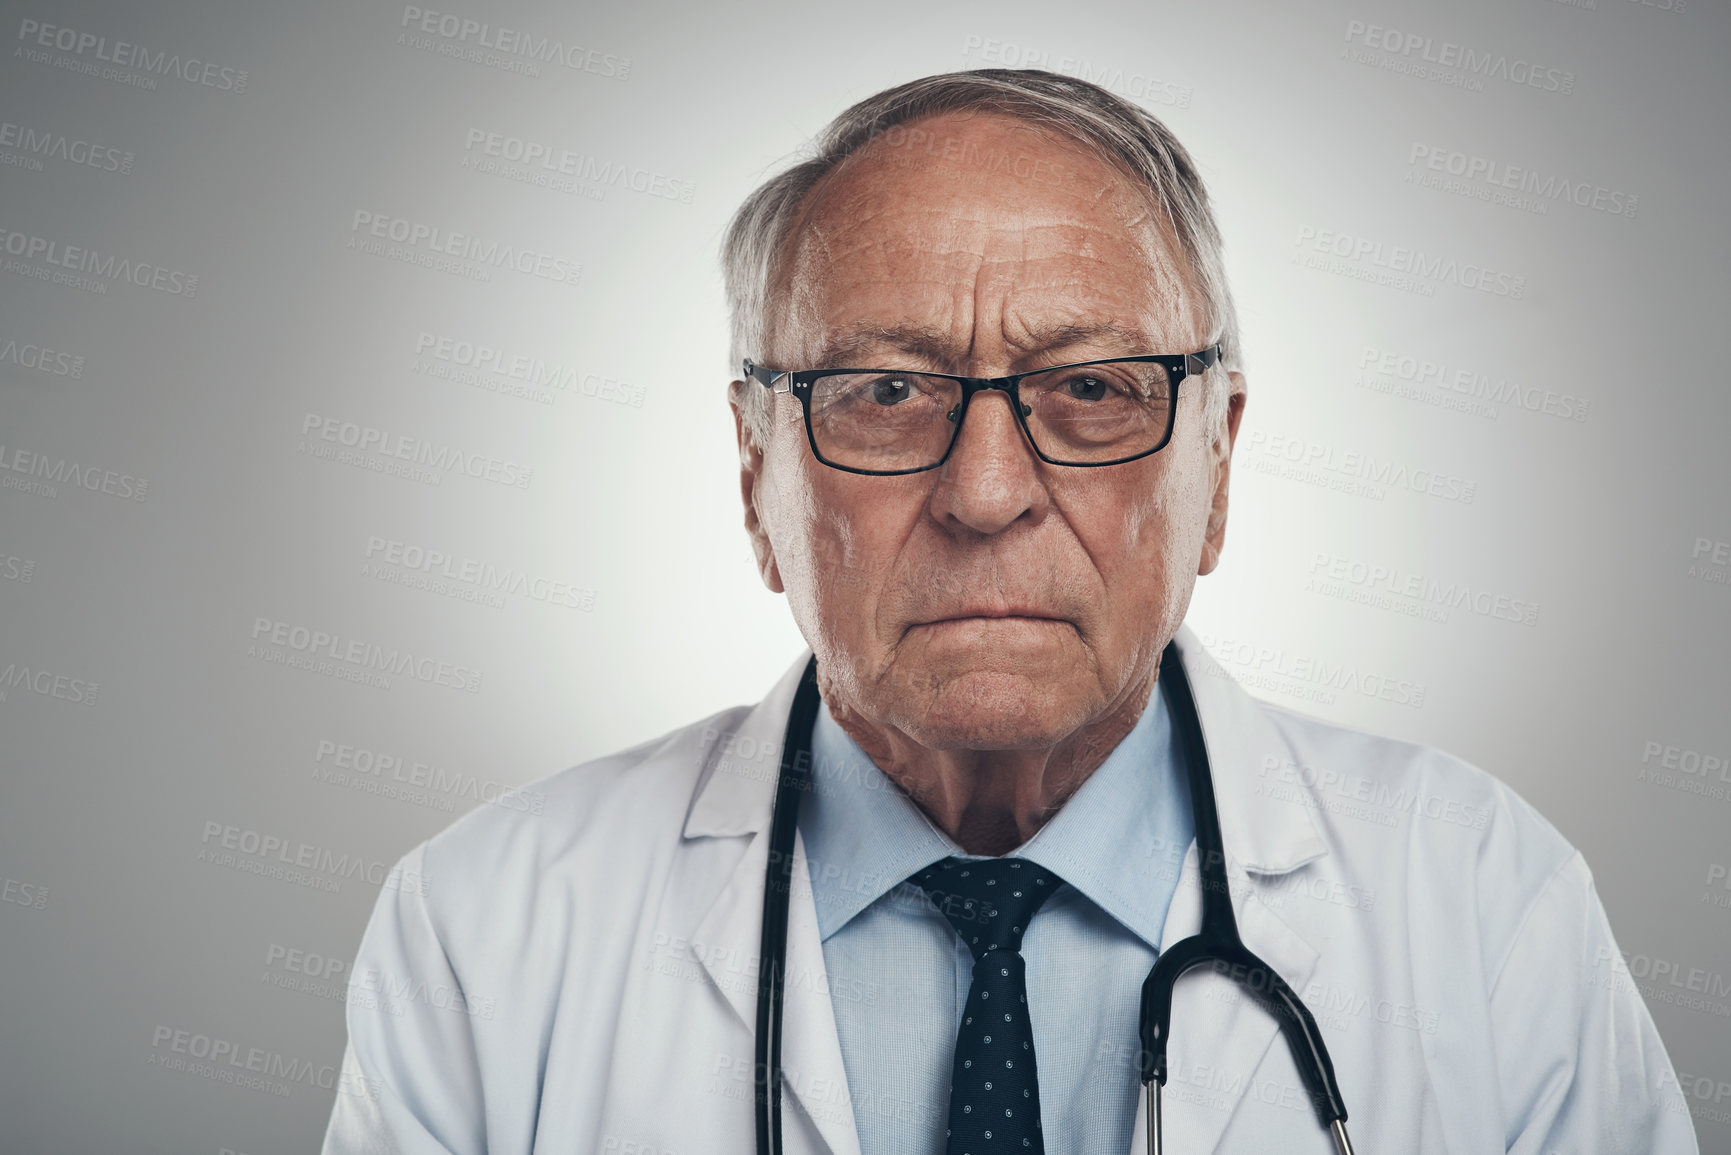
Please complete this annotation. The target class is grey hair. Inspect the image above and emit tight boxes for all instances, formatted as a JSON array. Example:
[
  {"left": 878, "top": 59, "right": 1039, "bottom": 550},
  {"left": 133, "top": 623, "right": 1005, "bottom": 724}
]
[{"left": 721, "top": 68, "right": 1242, "bottom": 449}]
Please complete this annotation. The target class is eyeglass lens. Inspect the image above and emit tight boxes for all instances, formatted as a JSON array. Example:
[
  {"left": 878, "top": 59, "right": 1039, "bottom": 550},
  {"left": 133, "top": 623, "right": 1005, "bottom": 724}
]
[{"left": 806, "top": 360, "right": 1175, "bottom": 471}]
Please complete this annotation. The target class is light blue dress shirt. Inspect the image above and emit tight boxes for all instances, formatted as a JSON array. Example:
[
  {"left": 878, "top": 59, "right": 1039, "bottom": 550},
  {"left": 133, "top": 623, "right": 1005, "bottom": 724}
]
[{"left": 800, "top": 682, "right": 1194, "bottom": 1155}]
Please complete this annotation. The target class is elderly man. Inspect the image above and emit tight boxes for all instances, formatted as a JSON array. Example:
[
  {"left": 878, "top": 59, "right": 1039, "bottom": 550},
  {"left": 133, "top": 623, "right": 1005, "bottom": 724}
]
[{"left": 323, "top": 71, "right": 1697, "bottom": 1155}]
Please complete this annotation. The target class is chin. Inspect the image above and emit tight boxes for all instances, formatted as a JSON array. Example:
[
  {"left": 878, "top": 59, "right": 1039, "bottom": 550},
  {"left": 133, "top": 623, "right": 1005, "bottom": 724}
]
[{"left": 885, "top": 668, "right": 1088, "bottom": 751}]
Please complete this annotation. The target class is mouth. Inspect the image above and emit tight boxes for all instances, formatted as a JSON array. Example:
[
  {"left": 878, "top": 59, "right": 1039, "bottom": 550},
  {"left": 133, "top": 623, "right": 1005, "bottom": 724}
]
[{"left": 917, "top": 612, "right": 1070, "bottom": 627}]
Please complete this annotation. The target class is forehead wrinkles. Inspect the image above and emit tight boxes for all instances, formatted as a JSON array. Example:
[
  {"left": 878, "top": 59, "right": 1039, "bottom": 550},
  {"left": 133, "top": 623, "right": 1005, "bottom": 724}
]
[
  {"left": 795, "top": 225, "right": 1189, "bottom": 365},
  {"left": 777, "top": 220, "right": 976, "bottom": 367},
  {"left": 771, "top": 118, "right": 1196, "bottom": 361}
]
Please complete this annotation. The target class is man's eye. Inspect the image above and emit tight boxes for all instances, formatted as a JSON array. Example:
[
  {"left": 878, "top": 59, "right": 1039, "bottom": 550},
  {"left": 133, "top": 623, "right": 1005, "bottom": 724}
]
[
  {"left": 1066, "top": 375, "right": 1111, "bottom": 402},
  {"left": 869, "top": 376, "right": 919, "bottom": 405}
]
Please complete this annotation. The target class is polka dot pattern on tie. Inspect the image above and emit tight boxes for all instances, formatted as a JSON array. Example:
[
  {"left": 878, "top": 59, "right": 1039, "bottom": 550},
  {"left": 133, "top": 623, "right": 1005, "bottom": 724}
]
[{"left": 910, "top": 856, "right": 1063, "bottom": 1155}]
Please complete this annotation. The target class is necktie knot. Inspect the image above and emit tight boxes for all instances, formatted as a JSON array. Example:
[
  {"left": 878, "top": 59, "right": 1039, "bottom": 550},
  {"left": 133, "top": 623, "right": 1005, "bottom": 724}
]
[{"left": 910, "top": 857, "right": 1062, "bottom": 959}]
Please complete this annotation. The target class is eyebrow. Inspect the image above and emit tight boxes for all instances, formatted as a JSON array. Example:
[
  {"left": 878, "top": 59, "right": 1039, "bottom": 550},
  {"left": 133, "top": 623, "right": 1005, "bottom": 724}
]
[
  {"left": 812, "top": 323, "right": 958, "bottom": 369},
  {"left": 811, "top": 320, "right": 1164, "bottom": 370}
]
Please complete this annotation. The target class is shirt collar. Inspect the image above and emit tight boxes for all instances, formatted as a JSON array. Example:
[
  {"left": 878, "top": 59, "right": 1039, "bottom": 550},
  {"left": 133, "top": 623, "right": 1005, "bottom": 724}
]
[
  {"left": 801, "top": 704, "right": 957, "bottom": 941},
  {"left": 800, "top": 682, "right": 1193, "bottom": 950}
]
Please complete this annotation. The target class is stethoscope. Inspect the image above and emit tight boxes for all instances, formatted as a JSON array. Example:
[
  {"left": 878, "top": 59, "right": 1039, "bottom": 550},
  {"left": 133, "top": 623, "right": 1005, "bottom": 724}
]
[{"left": 753, "top": 640, "right": 1356, "bottom": 1155}]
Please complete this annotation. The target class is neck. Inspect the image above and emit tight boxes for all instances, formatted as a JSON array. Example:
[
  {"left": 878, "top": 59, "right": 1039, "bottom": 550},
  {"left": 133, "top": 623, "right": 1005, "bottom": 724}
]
[{"left": 826, "top": 668, "right": 1158, "bottom": 856}]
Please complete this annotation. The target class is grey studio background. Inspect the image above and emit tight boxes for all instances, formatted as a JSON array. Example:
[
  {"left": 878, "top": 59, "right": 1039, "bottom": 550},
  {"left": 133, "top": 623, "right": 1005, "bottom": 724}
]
[{"left": 1, "top": 0, "right": 1727, "bottom": 1150}]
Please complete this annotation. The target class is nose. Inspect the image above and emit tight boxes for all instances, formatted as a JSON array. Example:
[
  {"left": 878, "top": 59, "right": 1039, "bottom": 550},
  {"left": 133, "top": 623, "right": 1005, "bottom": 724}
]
[{"left": 926, "top": 385, "right": 1051, "bottom": 536}]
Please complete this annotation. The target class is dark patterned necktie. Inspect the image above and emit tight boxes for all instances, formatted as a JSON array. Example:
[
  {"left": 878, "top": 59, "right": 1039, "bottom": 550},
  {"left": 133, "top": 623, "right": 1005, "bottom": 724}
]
[{"left": 910, "top": 856, "right": 1064, "bottom": 1154}]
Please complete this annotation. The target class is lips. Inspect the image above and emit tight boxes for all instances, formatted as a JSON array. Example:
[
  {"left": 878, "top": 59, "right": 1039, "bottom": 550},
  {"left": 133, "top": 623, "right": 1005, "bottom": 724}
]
[{"left": 921, "top": 608, "right": 1066, "bottom": 625}]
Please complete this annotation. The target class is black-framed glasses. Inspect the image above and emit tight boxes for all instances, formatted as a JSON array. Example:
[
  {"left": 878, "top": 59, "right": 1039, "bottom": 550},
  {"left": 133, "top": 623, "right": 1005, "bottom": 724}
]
[{"left": 744, "top": 346, "right": 1221, "bottom": 475}]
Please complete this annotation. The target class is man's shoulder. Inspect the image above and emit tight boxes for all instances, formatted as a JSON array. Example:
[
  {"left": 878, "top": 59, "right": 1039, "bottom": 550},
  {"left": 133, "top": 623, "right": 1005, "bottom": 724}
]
[
  {"left": 1249, "top": 697, "right": 1586, "bottom": 940},
  {"left": 406, "top": 702, "right": 752, "bottom": 901},
  {"left": 1181, "top": 629, "right": 1573, "bottom": 881},
  {"left": 1258, "top": 700, "right": 1549, "bottom": 827}
]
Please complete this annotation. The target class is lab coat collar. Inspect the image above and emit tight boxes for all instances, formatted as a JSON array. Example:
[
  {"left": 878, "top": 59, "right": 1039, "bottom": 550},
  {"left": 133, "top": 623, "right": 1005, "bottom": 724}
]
[
  {"left": 1167, "top": 624, "right": 1330, "bottom": 875},
  {"left": 683, "top": 649, "right": 813, "bottom": 838},
  {"left": 681, "top": 625, "right": 1331, "bottom": 1155}
]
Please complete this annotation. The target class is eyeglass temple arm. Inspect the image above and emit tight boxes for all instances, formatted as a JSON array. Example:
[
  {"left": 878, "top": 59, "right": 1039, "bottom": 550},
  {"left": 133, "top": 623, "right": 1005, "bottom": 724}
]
[
  {"left": 742, "top": 359, "right": 793, "bottom": 394},
  {"left": 1185, "top": 346, "right": 1221, "bottom": 379}
]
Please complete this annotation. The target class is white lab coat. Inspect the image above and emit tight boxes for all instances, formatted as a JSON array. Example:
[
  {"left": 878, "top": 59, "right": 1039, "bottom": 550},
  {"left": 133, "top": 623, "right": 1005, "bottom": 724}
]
[{"left": 322, "top": 626, "right": 1699, "bottom": 1154}]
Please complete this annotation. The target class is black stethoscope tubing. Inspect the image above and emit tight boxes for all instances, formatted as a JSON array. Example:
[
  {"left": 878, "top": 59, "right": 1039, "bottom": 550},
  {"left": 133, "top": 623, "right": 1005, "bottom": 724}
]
[{"left": 753, "top": 641, "right": 1354, "bottom": 1154}]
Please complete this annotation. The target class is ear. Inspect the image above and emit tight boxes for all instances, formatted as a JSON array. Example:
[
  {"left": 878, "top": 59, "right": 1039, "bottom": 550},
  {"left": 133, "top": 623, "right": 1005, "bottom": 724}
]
[
  {"left": 730, "top": 379, "right": 785, "bottom": 594},
  {"left": 1197, "top": 370, "right": 1247, "bottom": 577}
]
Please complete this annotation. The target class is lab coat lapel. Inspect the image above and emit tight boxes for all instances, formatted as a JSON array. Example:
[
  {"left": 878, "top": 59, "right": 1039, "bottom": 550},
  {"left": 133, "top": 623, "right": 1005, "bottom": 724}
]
[
  {"left": 1119, "top": 628, "right": 1330, "bottom": 1153},
  {"left": 685, "top": 652, "right": 862, "bottom": 1155},
  {"left": 777, "top": 830, "right": 863, "bottom": 1155}
]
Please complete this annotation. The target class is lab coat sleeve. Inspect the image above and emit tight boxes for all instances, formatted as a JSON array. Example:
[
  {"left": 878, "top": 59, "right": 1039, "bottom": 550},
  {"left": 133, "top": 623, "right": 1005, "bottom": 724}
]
[
  {"left": 322, "top": 844, "right": 486, "bottom": 1155},
  {"left": 1490, "top": 851, "right": 1699, "bottom": 1155}
]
